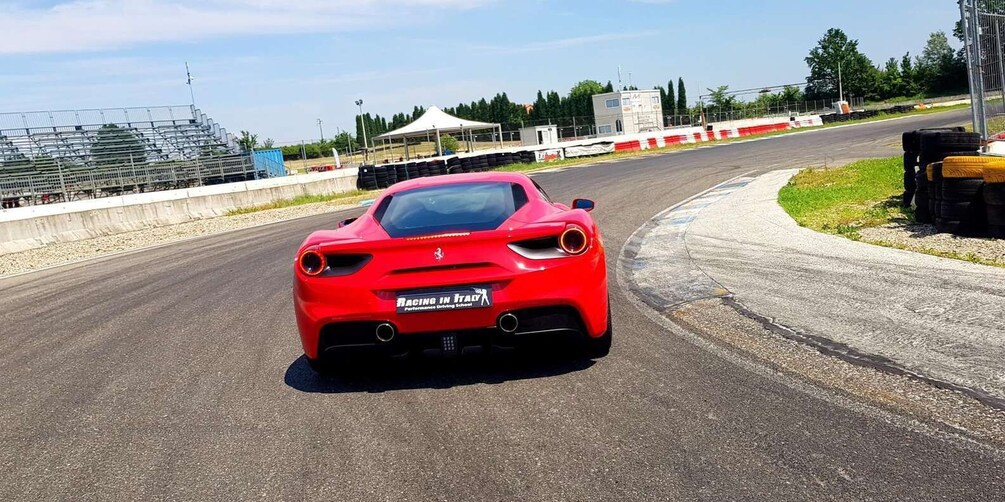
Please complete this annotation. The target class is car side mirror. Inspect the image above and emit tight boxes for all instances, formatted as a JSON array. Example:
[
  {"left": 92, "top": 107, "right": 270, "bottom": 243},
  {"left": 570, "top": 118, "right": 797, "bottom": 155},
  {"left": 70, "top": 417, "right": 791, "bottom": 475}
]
[
  {"left": 572, "top": 198, "right": 595, "bottom": 212},
  {"left": 337, "top": 217, "right": 357, "bottom": 228}
]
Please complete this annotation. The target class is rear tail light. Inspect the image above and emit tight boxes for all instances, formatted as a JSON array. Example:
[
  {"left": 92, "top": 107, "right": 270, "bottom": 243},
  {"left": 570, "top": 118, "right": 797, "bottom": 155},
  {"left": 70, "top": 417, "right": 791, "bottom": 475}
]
[
  {"left": 559, "top": 225, "right": 589, "bottom": 255},
  {"left": 299, "top": 250, "right": 326, "bottom": 276}
]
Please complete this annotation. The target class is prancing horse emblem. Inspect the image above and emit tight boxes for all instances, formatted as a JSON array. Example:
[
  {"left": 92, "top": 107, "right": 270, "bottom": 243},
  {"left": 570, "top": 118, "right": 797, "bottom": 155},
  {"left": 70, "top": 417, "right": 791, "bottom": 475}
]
[{"left": 434, "top": 248, "right": 444, "bottom": 261}]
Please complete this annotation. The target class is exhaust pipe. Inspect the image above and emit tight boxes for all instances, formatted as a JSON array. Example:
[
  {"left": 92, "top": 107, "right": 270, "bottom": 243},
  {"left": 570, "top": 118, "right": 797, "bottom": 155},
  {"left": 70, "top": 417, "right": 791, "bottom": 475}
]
[
  {"left": 375, "top": 323, "right": 396, "bottom": 343},
  {"left": 498, "top": 313, "right": 519, "bottom": 334}
]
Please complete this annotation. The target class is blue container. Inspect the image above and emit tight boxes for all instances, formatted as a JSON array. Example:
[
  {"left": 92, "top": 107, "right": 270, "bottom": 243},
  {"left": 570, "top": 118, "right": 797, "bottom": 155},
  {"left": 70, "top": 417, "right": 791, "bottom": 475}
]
[{"left": 253, "top": 149, "right": 286, "bottom": 177}]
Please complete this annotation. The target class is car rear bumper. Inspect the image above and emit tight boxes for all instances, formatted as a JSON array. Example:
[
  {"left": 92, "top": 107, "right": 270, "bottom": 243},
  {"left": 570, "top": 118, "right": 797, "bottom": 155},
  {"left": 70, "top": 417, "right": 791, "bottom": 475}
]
[{"left": 293, "top": 254, "right": 608, "bottom": 360}]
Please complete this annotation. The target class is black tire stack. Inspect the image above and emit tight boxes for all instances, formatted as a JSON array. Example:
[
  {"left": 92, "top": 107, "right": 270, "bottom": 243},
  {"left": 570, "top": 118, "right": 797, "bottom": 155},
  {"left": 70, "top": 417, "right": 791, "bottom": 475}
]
[
  {"left": 356, "top": 165, "right": 378, "bottom": 191},
  {"left": 406, "top": 162, "right": 420, "bottom": 180},
  {"left": 374, "top": 164, "right": 396, "bottom": 189},
  {"left": 356, "top": 147, "right": 546, "bottom": 189},
  {"left": 939, "top": 156, "right": 989, "bottom": 235},
  {"left": 907, "top": 129, "right": 978, "bottom": 223},
  {"left": 394, "top": 163, "right": 408, "bottom": 182},
  {"left": 927, "top": 161, "right": 943, "bottom": 224},
  {"left": 446, "top": 157, "right": 461, "bottom": 173},
  {"left": 985, "top": 165, "right": 1005, "bottom": 238}
]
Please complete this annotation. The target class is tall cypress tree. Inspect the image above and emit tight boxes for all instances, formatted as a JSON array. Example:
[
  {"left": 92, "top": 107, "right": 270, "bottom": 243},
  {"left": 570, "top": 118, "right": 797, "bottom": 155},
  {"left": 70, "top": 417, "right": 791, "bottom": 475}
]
[
  {"left": 667, "top": 80, "right": 676, "bottom": 125},
  {"left": 677, "top": 78, "right": 687, "bottom": 114}
]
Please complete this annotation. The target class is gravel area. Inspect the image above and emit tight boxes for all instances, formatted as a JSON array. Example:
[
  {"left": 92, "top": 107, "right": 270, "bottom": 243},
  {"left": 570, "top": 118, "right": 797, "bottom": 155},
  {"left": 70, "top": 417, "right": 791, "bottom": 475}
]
[
  {"left": 672, "top": 298, "right": 1005, "bottom": 448},
  {"left": 0, "top": 197, "right": 367, "bottom": 277},
  {"left": 860, "top": 223, "right": 1005, "bottom": 266}
]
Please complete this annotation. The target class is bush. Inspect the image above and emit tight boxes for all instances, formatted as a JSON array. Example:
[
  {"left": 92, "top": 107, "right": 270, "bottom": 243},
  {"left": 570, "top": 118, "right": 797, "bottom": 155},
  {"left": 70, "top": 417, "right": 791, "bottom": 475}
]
[{"left": 439, "top": 134, "right": 460, "bottom": 153}]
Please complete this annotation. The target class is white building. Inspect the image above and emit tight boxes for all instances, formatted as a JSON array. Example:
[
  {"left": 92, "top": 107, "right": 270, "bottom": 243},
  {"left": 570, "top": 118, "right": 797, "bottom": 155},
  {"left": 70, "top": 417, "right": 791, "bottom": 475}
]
[
  {"left": 519, "top": 125, "right": 559, "bottom": 146},
  {"left": 592, "top": 90, "right": 664, "bottom": 136}
]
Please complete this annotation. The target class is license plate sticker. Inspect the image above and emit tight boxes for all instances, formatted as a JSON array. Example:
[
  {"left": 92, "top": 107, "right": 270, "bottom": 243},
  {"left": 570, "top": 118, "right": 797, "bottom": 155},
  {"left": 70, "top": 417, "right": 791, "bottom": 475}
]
[{"left": 396, "top": 286, "right": 493, "bottom": 314}]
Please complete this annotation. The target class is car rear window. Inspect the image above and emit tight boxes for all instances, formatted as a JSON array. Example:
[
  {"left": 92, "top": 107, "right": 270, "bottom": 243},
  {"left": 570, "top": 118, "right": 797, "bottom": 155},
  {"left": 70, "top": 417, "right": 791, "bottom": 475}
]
[{"left": 374, "top": 182, "right": 528, "bottom": 238}]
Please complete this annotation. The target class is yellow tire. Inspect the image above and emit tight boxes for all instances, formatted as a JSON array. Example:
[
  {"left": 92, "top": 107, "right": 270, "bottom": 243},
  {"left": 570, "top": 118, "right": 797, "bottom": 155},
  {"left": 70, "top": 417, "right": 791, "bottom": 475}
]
[{"left": 943, "top": 156, "right": 1005, "bottom": 179}]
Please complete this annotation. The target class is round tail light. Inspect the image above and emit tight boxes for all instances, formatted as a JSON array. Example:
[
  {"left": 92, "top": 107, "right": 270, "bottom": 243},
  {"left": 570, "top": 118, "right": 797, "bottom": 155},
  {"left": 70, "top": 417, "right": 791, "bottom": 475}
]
[
  {"left": 299, "top": 250, "right": 326, "bottom": 276},
  {"left": 559, "top": 226, "right": 589, "bottom": 255}
]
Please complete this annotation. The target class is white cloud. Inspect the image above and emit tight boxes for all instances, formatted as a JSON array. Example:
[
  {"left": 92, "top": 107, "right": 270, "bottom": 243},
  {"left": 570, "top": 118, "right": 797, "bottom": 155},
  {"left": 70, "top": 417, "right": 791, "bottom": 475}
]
[
  {"left": 474, "top": 31, "right": 660, "bottom": 54},
  {"left": 0, "top": 0, "right": 489, "bottom": 54}
]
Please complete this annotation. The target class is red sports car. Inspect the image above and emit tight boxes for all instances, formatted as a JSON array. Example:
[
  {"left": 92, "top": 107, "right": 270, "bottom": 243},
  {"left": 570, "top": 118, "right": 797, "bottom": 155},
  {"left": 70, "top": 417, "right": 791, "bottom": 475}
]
[{"left": 292, "top": 171, "right": 610, "bottom": 373}]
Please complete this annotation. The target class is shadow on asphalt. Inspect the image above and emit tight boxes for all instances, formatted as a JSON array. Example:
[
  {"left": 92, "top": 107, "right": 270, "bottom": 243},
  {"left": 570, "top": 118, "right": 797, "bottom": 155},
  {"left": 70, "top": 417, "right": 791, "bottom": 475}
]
[{"left": 283, "top": 353, "right": 595, "bottom": 394}]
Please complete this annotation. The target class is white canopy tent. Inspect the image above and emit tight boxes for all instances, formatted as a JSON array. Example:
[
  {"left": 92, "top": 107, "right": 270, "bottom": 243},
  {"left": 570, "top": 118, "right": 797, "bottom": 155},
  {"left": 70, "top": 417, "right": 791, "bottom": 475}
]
[{"left": 373, "top": 106, "right": 503, "bottom": 162}]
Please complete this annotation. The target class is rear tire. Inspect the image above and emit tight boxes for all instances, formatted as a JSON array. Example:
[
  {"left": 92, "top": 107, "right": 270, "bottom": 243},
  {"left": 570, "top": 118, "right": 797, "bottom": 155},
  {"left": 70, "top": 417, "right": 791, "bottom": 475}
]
[{"left": 582, "top": 307, "right": 612, "bottom": 359}]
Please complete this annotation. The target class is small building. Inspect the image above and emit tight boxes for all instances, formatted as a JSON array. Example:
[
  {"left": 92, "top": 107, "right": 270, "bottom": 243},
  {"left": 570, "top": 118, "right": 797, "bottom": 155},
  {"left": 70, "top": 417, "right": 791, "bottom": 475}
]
[
  {"left": 592, "top": 90, "right": 663, "bottom": 136},
  {"left": 519, "top": 125, "right": 559, "bottom": 146}
]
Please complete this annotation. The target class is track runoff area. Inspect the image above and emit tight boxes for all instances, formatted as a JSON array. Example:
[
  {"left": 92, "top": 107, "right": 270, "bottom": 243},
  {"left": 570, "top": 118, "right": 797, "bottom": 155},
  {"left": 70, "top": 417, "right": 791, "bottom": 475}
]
[{"left": 3, "top": 108, "right": 1004, "bottom": 500}]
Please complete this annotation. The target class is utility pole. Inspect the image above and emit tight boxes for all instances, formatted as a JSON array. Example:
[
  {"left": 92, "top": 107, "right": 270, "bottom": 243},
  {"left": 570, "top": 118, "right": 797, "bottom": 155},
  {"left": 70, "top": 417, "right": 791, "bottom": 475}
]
[
  {"left": 837, "top": 60, "right": 844, "bottom": 106},
  {"left": 317, "top": 118, "right": 324, "bottom": 142},
  {"left": 185, "top": 62, "right": 196, "bottom": 108},
  {"left": 355, "top": 99, "right": 368, "bottom": 163}
]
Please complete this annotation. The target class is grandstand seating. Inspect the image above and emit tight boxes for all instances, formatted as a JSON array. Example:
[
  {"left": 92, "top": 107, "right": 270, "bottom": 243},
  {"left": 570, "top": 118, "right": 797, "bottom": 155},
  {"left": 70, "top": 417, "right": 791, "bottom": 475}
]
[{"left": 0, "top": 105, "right": 263, "bottom": 207}]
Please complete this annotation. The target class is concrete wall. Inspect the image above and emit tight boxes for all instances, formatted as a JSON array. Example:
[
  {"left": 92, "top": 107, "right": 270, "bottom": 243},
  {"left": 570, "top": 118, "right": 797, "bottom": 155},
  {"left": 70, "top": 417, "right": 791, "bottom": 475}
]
[{"left": 0, "top": 168, "right": 359, "bottom": 254}]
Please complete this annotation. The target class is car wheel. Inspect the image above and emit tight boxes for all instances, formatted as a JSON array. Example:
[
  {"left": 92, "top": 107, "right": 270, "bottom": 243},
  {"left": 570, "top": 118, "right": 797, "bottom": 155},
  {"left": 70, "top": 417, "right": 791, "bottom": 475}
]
[{"left": 582, "top": 307, "right": 612, "bottom": 359}]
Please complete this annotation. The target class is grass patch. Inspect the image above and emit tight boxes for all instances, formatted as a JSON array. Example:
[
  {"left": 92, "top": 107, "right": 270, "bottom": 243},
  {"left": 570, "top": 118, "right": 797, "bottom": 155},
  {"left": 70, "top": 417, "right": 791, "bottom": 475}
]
[
  {"left": 778, "top": 157, "right": 910, "bottom": 239},
  {"left": 226, "top": 189, "right": 375, "bottom": 216}
]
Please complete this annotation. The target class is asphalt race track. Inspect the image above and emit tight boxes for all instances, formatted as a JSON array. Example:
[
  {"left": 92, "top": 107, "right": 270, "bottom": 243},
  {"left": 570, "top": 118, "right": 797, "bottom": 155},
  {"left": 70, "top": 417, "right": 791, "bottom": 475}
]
[{"left": 3, "top": 109, "right": 1003, "bottom": 500}]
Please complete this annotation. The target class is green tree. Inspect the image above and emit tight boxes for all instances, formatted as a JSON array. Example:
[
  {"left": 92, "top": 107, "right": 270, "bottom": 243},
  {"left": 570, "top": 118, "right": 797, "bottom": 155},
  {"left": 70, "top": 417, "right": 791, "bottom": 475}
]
[
  {"left": 804, "top": 28, "right": 877, "bottom": 100},
  {"left": 706, "top": 85, "right": 737, "bottom": 110},
  {"left": 237, "top": 130, "right": 258, "bottom": 152},
  {"left": 260, "top": 138, "right": 275, "bottom": 149},
  {"left": 567, "top": 79, "right": 604, "bottom": 120},
  {"left": 666, "top": 80, "right": 676, "bottom": 115},
  {"left": 676, "top": 78, "right": 687, "bottom": 115},
  {"left": 899, "top": 52, "right": 922, "bottom": 97},
  {"left": 916, "top": 31, "right": 967, "bottom": 95},
  {"left": 91, "top": 124, "right": 147, "bottom": 167},
  {"left": 877, "top": 57, "right": 907, "bottom": 98}
]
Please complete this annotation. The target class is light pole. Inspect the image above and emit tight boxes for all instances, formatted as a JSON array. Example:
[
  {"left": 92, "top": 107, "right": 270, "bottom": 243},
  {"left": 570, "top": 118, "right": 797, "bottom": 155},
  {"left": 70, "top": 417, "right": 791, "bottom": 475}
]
[
  {"left": 185, "top": 62, "right": 196, "bottom": 108},
  {"left": 355, "top": 99, "right": 368, "bottom": 162},
  {"left": 317, "top": 118, "right": 324, "bottom": 142},
  {"left": 837, "top": 60, "right": 844, "bottom": 106}
]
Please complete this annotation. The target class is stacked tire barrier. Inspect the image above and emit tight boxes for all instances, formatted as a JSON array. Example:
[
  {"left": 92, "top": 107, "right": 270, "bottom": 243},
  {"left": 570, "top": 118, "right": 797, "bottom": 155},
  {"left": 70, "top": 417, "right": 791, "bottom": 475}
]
[
  {"left": 901, "top": 128, "right": 978, "bottom": 224},
  {"left": 355, "top": 153, "right": 534, "bottom": 190},
  {"left": 986, "top": 164, "right": 1005, "bottom": 238},
  {"left": 820, "top": 105, "right": 914, "bottom": 124},
  {"left": 938, "top": 157, "right": 990, "bottom": 235},
  {"left": 902, "top": 126, "right": 1005, "bottom": 238}
]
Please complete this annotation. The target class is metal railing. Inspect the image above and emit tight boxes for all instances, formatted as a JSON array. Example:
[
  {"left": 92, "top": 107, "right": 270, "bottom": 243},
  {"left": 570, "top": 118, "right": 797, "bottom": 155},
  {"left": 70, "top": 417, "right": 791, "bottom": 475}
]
[
  {"left": 0, "top": 154, "right": 259, "bottom": 208},
  {"left": 0, "top": 105, "right": 259, "bottom": 207},
  {"left": 961, "top": 0, "right": 1005, "bottom": 139}
]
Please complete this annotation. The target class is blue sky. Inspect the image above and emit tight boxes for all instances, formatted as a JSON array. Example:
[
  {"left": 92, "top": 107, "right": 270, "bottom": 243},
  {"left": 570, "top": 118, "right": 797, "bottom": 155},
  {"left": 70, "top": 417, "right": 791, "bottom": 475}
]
[{"left": 0, "top": 0, "right": 961, "bottom": 144}]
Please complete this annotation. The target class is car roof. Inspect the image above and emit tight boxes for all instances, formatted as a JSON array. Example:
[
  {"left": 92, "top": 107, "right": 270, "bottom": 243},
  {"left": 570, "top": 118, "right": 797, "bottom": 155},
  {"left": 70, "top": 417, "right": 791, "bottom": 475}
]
[{"left": 382, "top": 171, "right": 533, "bottom": 194}]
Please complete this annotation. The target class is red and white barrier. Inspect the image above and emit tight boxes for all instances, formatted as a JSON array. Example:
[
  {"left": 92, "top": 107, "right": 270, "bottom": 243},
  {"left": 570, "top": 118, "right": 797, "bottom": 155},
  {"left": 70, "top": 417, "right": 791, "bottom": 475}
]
[{"left": 605, "top": 115, "right": 823, "bottom": 153}]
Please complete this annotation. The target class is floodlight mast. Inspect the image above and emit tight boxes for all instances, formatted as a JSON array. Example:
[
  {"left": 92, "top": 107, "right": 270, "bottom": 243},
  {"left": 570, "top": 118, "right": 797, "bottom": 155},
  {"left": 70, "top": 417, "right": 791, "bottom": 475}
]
[
  {"left": 355, "top": 100, "right": 367, "bottom": 163},
  {"left": 185, "top": 62, "right": 196, "bottom": 108}
]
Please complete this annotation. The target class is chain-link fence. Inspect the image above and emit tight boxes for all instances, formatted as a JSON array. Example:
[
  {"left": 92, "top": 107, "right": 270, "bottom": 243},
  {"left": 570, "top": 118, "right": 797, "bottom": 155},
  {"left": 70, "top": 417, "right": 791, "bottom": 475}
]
[{"left": 960, "top": 0, "right": 1005, "bottom": 139}]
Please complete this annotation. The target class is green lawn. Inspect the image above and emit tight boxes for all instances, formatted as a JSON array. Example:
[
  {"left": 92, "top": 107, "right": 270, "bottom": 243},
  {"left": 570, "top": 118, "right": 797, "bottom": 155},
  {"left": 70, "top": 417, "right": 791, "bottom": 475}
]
[
  {"left": 226, "top": 189, "right": 375, "bottom": 216},
  {"left": 777, "top": 157, "right": 909, "bottom": 239}
]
